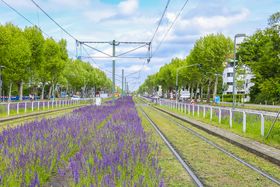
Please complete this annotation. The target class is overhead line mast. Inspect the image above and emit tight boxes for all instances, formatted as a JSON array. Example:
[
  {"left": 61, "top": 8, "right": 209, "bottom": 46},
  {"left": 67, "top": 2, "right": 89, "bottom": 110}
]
[
  {"left": 28, "top": 0, "right": 167, "bottom": 95},
  {"left": 79, "top": 40, "right": 151, "bottom": 103}
]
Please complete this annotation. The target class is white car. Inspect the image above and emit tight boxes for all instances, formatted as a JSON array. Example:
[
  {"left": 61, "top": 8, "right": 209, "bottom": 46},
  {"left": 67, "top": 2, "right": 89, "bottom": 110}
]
[
  {"left": 71, "top": 95, "right": 81, "bottom": 100},
  {"left": 179, "top": 90, "right": 190, "bottom": 101}
]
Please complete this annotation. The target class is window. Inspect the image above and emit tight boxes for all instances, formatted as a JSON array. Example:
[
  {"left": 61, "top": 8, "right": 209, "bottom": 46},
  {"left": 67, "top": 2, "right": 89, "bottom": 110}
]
[
  {"left": 227, "top": 82, "right": 233, "bottom": 85},
  {"left": 227, "top": 73, "right": 234, "bottom": 77}
]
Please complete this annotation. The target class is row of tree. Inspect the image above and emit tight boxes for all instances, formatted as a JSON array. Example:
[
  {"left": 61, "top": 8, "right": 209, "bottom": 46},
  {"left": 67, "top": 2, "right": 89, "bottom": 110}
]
[
  {"left": 138, "top": 12, "right": 280, "bottom": 104},
  {"left": 138, "top": 33, "right": 233, "bottom": 102},
  {"left": 0, "top": 23, "right": 112, "bottom": 101}
]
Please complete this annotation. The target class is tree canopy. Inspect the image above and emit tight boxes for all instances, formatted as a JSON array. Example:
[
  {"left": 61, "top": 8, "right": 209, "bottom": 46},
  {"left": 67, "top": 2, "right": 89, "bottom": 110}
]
[
  {"left": 238, "top": 12, "right": 280, "bottom": 104},
  {"left": 0, "top": 23, "right": 112, "bottom": 100},
  {"left": 138, "top": 33, "right": 233, "bottom": 101}
]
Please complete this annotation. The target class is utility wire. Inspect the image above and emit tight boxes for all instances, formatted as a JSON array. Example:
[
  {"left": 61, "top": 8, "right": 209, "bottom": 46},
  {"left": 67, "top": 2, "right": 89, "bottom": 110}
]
[
  {"left": 31, "top": 0, "right": 113, "bottom": 58},
  {"left": 125, "top": 60, "right": 146, "bottom": 78},
  {"left": 82, "top": 45, "right": 122, "bottom": 78},
  {"left": 82, "top": 45, "right": 112, "bottom": 73},
  {"left": 116, "top": 44, "right": 147, "bottom": 57},
  {"left": 152, "top": 0, "right": 190, "bottom": 57},
  {"left": 1, "top": 0, "right": 49, "bottom": 37},
  {"left": 82, "top": 43, "right": 112, "bottom": 57},
  {"left": 150, "top": 0, "right": 171, "bottom": 44},
  {"left": 30, "top": 0, "right": 78, "bottom": 41}
]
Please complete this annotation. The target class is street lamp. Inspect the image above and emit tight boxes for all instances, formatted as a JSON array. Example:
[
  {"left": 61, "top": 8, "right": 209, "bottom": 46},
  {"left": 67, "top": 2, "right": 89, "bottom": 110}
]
[
  {"left": 0, "top": 65, "right": 6, "bottom": 102},
  {"left": 233, "top": 33, "right": 246, "bottom": 108},
  {"left": 176, "top": 63, "right": 201, "bottom": 104}
]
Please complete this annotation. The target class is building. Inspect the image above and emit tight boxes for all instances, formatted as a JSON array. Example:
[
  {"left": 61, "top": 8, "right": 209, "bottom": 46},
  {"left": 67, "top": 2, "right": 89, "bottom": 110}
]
[{"left": 222, "top": 62, "right": 254, "bottom": 101}]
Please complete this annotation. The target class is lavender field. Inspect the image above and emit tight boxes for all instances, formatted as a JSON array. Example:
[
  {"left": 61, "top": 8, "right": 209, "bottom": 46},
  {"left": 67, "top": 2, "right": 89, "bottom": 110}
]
[{"left": 0, "top": 97, "right": 164, "bottom": 186}]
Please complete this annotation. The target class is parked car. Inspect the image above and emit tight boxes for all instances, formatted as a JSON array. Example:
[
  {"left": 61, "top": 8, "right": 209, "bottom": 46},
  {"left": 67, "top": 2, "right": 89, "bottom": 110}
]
[
  {"left": 179, "top": 90, "right": 191, "bottom": 101},
  {"left": 71, "top": 95, "right": 81, "bottom": 100}
]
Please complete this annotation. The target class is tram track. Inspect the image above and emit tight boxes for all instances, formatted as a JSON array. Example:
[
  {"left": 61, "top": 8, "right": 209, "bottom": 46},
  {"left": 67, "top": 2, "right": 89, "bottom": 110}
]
[
  {"left": 136, "top": 97, "right": 280, "bottom": 186},
  {"left": 138, "top": 104, "right": 204, "bottom": 187}
]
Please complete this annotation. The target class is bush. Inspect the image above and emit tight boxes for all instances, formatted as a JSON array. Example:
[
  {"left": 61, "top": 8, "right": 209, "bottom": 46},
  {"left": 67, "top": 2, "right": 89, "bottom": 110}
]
[{"left": 219, "top": 94, "right": 248, "bottom": 103}]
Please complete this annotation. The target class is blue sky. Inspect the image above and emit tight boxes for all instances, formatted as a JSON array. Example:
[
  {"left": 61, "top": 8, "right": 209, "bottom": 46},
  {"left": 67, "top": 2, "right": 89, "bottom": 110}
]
[{"left": 0, "top": 0, "right": 279, "bottom": 91}]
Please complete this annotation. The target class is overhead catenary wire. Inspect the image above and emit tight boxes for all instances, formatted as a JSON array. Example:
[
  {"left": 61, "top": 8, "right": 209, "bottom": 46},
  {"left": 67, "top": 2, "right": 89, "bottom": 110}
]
[
  {"left": 0, "top": 0, "right": 49, "bottom": 37},
  {"left": 133, "top": 0, "right": 173, "bottom": 88},
  {"left": 82, "top": 43, "right": 112, "bottom": 57},
  {"left": 152, "top": 0, "right": 190, "bottom": 57},
  {"left": 81, "top": 45, "right": 122, "bottom": 78},
  {"left": 150, "top": 0, "right": 171, "bottom": 44},
  {"left": 116, "top": 44, "right": 148, "bottom": 57},
  {"left": 30, "top": 0, "right": 79, "bottom": 41}
]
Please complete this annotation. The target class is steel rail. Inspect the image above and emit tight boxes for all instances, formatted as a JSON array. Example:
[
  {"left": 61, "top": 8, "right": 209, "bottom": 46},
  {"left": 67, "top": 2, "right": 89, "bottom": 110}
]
[
  {"left": 143, "top": 99, "right": 280, "bottom": 186},
  {"left": 138, "top": 104, "right": 204, "bottom": 187}
]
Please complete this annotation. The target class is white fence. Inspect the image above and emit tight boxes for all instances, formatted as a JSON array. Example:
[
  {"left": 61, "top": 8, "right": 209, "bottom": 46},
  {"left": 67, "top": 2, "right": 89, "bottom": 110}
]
[
  {"left": 145, "top": 97, "right": 279, "bottom": 137},
  {"left": 0, "top": 98, "right": 93, "bottom": 117}
]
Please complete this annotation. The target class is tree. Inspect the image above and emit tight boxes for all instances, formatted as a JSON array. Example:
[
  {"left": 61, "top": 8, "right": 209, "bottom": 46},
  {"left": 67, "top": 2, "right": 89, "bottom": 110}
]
[
  {"left": 43, "top": 38, "right": 66, "bottom": 99},
  {"left": 238, "top": 12, "right": 280, "bottom": 104},
  {"left": 24, "top": 26, "right": 45, "bottom": 99},
  {"left": 3, "top": 23, "right": 31, "bottom": 101},
  {"left": 268, "top": 11, "right": 280, "bottom": 27}
]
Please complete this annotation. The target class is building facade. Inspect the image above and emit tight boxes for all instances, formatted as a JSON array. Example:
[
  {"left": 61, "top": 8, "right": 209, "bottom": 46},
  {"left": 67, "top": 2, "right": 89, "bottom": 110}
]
[{"left": 222, "top": 62, "right": 254, "bottom": 101}]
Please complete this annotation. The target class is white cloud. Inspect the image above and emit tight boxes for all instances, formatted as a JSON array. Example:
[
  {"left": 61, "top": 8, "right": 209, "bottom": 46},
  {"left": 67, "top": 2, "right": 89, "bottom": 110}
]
[
  {"left": 118, "top": 0, "right": 139, "bottom": 15},
  {"left": 122, "top": 64, "right": 150, "bottom": 74},
  {"left": 84, "top": 10, "right": 116, "bottom": 22},
  {"left": 48, "top": 0, "right": 91, "bottom": 8},
  {"left": 192, "top": 8, "right": 250, "bottom": 30},
  {"left": 174, "top": 8, "right": 250, "bottom": 34}
]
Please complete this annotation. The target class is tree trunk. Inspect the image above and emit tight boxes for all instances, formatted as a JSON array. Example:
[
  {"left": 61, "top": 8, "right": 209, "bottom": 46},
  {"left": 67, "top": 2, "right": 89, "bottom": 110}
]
[
  {"left": 207, "top": 79, "right": 212, "bottom": 103},
  {"left": 194, "top": 83, "right": 199, "bottom": 100},
  {"left": 82, "top": 84, "right": 87, "bottom": 98},
  {"left": 200, "top": 85, "right": 203, "bottom": 100},
  {"left": 19, "top": 81, "right": 23, "bottom": 101},
  {"left": 48, "top": 84, "right": 52, "bottom": 99},
  {"left": 190, "top": 85, "right": 193, "bottom": 99},
  {"left": 213, "top": 75, "right": 219, "bottom": 100},
  {"left": 8, "top": 82, "right": 12, "bottom": 102},
  {"left": 41, "top": 83, "right": 45, "bottom": 100}
]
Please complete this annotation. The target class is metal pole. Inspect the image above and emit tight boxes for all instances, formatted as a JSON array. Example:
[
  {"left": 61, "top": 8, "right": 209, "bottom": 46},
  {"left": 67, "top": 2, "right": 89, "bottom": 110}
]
[
  {"left": 176, "top": 69, "right": 179, "bottom": 104},
  {"left": 0, "top": 66, "right": 5, "bottom": 102},
  {"left": 233, "top": 36, "right": 237, "bottom": 109},
  {"left": 0, "top": 68, "right": 2, "bottom": 102},
  {"left": 112, "top": 40, "right": 116, "bottom": 104},
  {"left": 125, "top": 78, "right": 127, "bottom": 96},
  {"left": 232, "top": 34, "right": 246, "bottom": 108},
  {"left": 76, "top": 40, "right": 79, "bottom": 59},
  {"left": 122, "top": 69, "right": 124, "bottom": 98},
  {"left": 126, "top": 82, "right": 129, "bottom": 95}
]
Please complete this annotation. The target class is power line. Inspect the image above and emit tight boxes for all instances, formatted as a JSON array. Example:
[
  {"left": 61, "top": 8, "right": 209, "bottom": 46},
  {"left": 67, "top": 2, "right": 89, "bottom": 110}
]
[
  {"left": 116, "top": 44, "right": 148, "bottom": 57},
  {"left": 82, "top": 45, "right": 111, "bottom": 73},
  {"left": 30, "top": 0, "right": 78, "bottom": 41},
  {"left": 0, "top": 0, "right": 49, "bottom": 37},
  {"left": 150, "top": 0, "right": 171, "bottom": 44},
  {"left": 81, "top": 45, "right": 122, "bottom": 78},
  {"left": 152, "top": 0, "right": 190, "bottom": 57},
  {"left": 125, "top": 60, "right": 147, "bottom": 78},
  {"left": 82, "top": 43, "right": 112, "bottom": 57}
]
